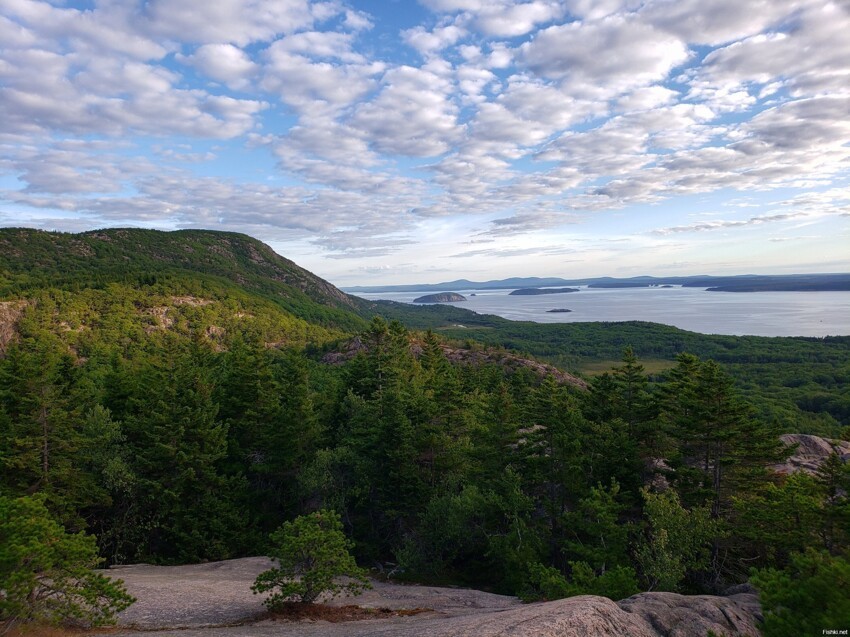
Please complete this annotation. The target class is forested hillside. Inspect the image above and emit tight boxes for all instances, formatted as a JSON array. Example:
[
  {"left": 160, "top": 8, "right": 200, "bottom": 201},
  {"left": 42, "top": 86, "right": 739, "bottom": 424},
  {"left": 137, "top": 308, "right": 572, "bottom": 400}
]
[
  {"left": 1, "top": 229, "right": 848, "bottom": 626},
  {"left": 373, "top": 301, "right": 850, "bottom": 438}
]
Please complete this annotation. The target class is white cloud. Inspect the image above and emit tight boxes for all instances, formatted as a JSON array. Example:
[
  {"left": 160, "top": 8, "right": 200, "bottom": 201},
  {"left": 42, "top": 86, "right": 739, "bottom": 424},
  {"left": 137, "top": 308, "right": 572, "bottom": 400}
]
[
  {"left": 641, "top": 0, "right": 804, "bottom": 46},
  {"left": 0, "top": 13, "right": 37, "bottom": 47},
  {"left": 693, "top": 2, "right": 850, "bottom": 97},
  {"left": 420, "top": 0, "right": 564, "bottom": 36},
  {"left": 652, "top": 211, "right": 810, "bottom": 235},
  {"left": 180, "top": 44, "right": 258, "bottom": 90},
  {"left": 564, "top": 0, "right": 640, "bottom": 21},
  {"left": 2, "top": 0, "right": 167, "bottom": 59},
  {"left": 270, "top": 31, "right": 364, "bottom": 62},
  {"left": 616, "top": 86, "right": 679, "bottom": 112},
  {"left": 141, "top": 0, "right": 316, "bottom": 46},
  {"left": 519, "top": 16, "right": 691, "bottom": 98},
  {"left": 350, "top": 65, "right": 461, "bottom": 157},
  {"left": 473, "top": 1, "right": 565, "bottom": 37},
  {"left": 0, "top": 3, "right": 268, "bottom": 139},
  {"left": 404, "top": 23, "right": 467, "bottom": 56},
  {"left": 261, "top": 42, "right": 383, "bottom": 116}
]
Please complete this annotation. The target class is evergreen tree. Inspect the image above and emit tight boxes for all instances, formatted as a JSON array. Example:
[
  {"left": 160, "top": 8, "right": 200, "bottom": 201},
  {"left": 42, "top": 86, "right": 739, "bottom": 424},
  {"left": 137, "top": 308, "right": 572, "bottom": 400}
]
[
  {"left": 562, "top": 480, "right": 631, "bottom": 574},
  {"left": 662, "top": 357, "right": 787, "bottom": 518},
  {"left": 0, "top": 334, "right": 86, "bottom": 525},
  {"left": 123, "top": 340, "right": 242, "bottom": 562},
  {"left": 521, "top": 376, "right": 586, "bottom": 566}
]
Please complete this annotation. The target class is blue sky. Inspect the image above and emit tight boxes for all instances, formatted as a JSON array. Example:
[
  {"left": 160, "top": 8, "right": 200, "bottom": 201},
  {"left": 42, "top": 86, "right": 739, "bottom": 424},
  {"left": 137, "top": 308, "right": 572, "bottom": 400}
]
[{"left": 1, "top": 0, "right": 849, "bottom": 285}]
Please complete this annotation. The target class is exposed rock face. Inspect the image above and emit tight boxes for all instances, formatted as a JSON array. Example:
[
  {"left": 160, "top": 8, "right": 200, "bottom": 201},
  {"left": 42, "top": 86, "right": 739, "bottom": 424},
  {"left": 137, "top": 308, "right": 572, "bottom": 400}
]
[
  {"left": 437, "top": 343, "right": 588, "bottom": 390},
  {"left": 0, "top": 300, "right": 29, "bottom": 353},
  {"left": 619, "top": 592, "right": 762, "bottom": 637},
  {"left": 107, "top": 558, "right": 761, "bottom": 637},
  {"left": 773, "top": 433, "right": 850, "bottom": 475},
  {"left": 321, "top": 336, "right": 588, "bottom": 389},
  {"left": 412, "top": 292, "right": 467, "bottom": 303}
]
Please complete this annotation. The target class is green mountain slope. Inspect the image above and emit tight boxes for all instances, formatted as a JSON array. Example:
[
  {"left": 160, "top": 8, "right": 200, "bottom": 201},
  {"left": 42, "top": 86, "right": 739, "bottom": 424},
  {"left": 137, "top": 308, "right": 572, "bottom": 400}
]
[{"left": 0, "top": 227, "right": 368, "bottom": 333}]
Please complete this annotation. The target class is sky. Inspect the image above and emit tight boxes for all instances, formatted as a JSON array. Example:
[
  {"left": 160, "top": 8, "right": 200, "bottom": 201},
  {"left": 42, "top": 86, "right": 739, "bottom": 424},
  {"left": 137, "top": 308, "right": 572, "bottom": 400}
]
[{"left": 1, "top": 0, "right": 849, "bottom": 286}]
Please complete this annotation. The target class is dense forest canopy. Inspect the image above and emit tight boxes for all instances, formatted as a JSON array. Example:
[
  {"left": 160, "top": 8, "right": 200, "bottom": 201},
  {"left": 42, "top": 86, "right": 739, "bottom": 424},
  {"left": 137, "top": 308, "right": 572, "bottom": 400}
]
[{"left": 1, "top": 228, "right": 848, "bottom": 624}]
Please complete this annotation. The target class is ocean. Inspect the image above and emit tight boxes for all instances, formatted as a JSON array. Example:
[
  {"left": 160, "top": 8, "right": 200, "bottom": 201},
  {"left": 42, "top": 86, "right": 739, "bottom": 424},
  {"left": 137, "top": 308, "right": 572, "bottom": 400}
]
[{"left": 353, "top": 286, "right": 850, "bottom": 337}]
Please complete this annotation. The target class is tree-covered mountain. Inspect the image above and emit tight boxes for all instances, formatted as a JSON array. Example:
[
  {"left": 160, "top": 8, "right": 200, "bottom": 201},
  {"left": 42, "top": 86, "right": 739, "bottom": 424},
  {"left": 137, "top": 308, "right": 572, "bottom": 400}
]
[
  {"left": 0, "top": 227, "right": 369, "bottom": 332},
  {"left": 1, "top": 228, "right": 848, "bottom": 628}
]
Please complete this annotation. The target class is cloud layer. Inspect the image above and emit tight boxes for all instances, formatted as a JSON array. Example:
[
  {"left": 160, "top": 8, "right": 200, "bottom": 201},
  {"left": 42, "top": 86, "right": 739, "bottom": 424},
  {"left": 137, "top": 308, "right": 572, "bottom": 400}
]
[{"left": 1, "top": 0, "right": 848, "bottom": 281}]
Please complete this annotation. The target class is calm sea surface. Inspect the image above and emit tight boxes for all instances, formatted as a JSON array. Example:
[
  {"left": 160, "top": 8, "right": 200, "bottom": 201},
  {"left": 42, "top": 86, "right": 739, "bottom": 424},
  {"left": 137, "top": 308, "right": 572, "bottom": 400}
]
[{"left": 353, "top": 286, "right": 850, "bottom": 337}]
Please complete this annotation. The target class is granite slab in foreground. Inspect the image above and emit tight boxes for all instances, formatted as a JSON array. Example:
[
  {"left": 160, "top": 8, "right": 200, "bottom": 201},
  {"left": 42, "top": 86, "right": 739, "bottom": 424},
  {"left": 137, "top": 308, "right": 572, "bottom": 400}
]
[{"left": 101, "top": 557, "right": 761, "bottom": 637}]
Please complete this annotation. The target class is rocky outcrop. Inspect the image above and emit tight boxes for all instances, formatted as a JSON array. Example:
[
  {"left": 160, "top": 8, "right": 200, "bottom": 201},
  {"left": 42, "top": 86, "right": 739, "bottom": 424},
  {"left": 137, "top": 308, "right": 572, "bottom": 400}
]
[
  {"left": 0, "top": 300, "right": 29, "bottom": 353},
  {"left": 321, "top": 336, "right": 587, "bottom": 389},
  {"left": 413, "top": 292, "right": 467, "bottom": 303},
  {"left": 619, "top": 591, "right": 761, "bottom": 637},
  {"left": 773, "top": 433, "right": 850, "bottom": 475},
  {"left": 107, "top": 558, "right": 761, "bottom": 637},
  {"left": 437, "top": 343, "right": 588, "bottom": 389}
]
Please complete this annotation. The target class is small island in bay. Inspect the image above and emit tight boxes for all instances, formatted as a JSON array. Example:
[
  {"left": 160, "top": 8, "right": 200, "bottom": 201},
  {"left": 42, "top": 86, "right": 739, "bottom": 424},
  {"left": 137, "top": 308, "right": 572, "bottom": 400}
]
[
  {"left": 547, "top": 308, "right": 572, "bottom": 313},
  {"left": 509, "top": 287, "right": 580, "bottom": 296},
  {"left": 413, "top": 292, "right": 467, "bottom": 303}
]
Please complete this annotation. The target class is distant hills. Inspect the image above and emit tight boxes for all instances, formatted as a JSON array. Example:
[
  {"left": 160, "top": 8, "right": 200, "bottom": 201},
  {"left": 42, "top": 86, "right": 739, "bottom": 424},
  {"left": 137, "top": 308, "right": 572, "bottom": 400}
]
[{"left": 345, "top": 273, "right": 850, "bottom": 294}]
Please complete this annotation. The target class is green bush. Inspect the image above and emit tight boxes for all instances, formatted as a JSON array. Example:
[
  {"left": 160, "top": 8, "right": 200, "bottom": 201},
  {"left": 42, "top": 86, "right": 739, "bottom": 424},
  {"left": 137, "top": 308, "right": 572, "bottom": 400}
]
[
  {"left": 521, "top": 561, "right": 638, "bottom": 602},
  {"left": 0, "top": 495, "right": 134, "bottom": 634},
  {"left": 635, "top": 488, "right": 723, "bottom": 592},
  {"left": 751, "top": 549, "right": 850, "bottom": 637},
  {"left": 252, "top": 510, "right": 371, "bottom": 607}
]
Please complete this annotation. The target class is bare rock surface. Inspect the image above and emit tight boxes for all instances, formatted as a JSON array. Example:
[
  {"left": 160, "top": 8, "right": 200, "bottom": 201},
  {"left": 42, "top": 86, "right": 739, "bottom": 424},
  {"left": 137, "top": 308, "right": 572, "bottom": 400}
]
[
  {"left": 105, "top": 557, "right": 276, "bottom": 629},
  {"left": 774, "top": 433, "right": 850, "bottom": 475},
  {"left": 619, "top": 591, "right": 762, "bottom": 637},
  {"left": 102, "top": 557, "right": 760, "bottom": 637}
]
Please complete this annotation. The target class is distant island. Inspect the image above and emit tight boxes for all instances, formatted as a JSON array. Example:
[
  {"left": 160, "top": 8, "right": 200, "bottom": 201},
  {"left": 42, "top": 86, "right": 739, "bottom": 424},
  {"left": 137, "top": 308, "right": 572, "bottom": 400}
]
[
  {"left": 510, "top": 287, "right": 580, "bottom": 296},
  {"left": 413, "top": 292, "right": 467, "bottom": 303},
  {"left": 547, "top": 308, "right": 572, "bottom": 313}
]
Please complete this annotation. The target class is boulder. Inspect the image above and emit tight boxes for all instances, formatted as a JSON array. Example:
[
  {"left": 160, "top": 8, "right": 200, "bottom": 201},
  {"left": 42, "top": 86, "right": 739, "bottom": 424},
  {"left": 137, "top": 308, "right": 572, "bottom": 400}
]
[{"left": 774, "top": 433, "right": 850, "bottom": 475}]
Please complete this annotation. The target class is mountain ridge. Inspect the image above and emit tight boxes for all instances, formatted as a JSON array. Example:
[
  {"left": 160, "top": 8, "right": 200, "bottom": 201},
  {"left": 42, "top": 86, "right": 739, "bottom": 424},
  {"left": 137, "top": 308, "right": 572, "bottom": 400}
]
[
  {"left": 0, "top": 227, "right": 370, "bottom": 332},
  {"left": 345, "top": 272, "right": 850, "bottom": 293}
]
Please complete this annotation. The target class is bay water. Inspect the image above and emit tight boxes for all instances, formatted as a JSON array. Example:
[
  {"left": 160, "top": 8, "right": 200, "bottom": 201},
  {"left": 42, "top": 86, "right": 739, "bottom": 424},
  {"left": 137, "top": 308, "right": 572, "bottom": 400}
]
[{"left": 353, "top": 286, "right": 850, "bottom": 337}]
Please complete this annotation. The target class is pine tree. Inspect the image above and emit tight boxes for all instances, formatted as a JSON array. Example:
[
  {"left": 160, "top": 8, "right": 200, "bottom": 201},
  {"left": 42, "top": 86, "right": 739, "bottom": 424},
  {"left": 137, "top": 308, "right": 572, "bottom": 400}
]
[
  {"left": 662, "top": 357, "right": 787, "bottom": 518},
  {"left": 123, "top": 339, "right": 241, "bottom": 562},
  {"left": 0, "top": 334, "right": 85, "bottom": 525}
]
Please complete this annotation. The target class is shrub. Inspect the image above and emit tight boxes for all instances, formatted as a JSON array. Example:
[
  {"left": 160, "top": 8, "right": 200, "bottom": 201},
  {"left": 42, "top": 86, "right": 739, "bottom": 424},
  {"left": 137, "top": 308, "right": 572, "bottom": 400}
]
[
  {"left": 751, "top": 549, "right": 850, "bottom": 637},
  {"left": 0, "top": 495, "right": 134, "bottom": 635},
  {"left": 251, "top": 510, "right": 371, "bottom": 607},
  {"left": 521, "top": 561, "right": 638, "bottom": 602}
]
